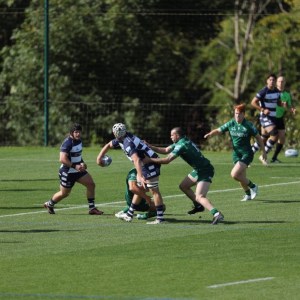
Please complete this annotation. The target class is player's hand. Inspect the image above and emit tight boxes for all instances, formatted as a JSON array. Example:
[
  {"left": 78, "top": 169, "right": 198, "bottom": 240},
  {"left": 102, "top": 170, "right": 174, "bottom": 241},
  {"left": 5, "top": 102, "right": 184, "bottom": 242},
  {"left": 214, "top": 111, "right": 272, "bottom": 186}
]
[{"left": 80, "top": 162, "right": 87, "bottom": 170}]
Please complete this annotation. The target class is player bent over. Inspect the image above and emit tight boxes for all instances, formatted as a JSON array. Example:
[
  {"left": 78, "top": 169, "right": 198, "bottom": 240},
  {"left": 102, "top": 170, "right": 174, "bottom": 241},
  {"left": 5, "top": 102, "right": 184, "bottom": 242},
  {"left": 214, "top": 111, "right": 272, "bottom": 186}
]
[
  {"left": 144, "top": 127, "right": 224, "bottom": 225},
  {"left": 97, "top": 123, "right": 165, "bottom": 224}
]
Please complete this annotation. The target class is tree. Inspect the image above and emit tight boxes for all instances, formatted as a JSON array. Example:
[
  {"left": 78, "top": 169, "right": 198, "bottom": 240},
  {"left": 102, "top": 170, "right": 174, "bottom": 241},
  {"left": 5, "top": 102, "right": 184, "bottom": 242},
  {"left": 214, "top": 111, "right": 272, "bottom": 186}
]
[
  {"left": 0, "top": 0, "right": 233, "bottom": 145},
  {"left": 190, "top": 0, "right": 294, "bottom": 104}
]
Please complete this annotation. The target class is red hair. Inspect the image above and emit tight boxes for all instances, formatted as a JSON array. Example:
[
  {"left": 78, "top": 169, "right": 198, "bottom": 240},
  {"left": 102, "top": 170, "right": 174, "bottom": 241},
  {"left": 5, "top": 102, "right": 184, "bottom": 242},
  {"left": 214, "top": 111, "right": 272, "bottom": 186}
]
[{"left": 234, "top": 104, "right": 246, "bottom": 113}]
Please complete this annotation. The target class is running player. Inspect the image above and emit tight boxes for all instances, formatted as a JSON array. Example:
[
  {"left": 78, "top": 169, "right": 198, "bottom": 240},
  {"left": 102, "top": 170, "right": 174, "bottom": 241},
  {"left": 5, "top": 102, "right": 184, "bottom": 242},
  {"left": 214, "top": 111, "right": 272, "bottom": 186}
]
[
  {"left": 205, "top": 104, "right": 266, "bottom": 201},
  {"left": 44, "top": 123, "right": 103, "bottom": 215}
]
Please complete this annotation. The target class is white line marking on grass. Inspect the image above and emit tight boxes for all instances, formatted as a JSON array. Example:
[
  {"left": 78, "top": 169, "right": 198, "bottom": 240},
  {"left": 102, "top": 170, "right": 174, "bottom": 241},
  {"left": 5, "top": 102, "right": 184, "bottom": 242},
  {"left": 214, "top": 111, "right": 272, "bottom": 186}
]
[
  {"left": 1, "top": 181, "right": 299, "bottom": 219},
  {"left": 208, "top": 277, "right": 274, "bottom": 288}
]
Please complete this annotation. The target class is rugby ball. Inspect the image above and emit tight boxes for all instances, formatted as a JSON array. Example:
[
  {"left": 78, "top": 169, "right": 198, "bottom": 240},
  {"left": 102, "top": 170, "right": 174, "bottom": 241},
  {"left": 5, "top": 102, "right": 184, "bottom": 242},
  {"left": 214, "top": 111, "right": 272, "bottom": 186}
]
[
  {"left": 101, "top": 155, "right": 112, "bottom": 166},
  {"left": 285, "top": 149, "right": 298, "bottom": 157}
]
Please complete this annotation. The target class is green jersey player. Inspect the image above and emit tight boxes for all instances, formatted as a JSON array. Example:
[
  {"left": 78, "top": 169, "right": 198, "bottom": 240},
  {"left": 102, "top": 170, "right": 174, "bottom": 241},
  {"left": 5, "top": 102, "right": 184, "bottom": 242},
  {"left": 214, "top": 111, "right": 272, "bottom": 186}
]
[
  {"left": 271, "top": 76, "right": 296, "bottom": 163},
  {"left": 205, "top": 104, "right": 266, "bottom": 201},
  {"left": 144, "top": 127, "right": 224, "bottom": 225}
]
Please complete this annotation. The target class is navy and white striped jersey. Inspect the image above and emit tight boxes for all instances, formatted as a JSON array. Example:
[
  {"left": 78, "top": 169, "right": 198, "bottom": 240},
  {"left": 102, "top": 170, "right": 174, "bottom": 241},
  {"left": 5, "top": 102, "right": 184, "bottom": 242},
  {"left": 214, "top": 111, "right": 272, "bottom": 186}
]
[
  {"left": 256, "top": 87, "right": 280, "bottom": 118},
  {"left": 60, "top": 136, "right": 83, "bottom": 173},
  {"left": 112, "top": 132, "right": 159, "bottom": 161}
]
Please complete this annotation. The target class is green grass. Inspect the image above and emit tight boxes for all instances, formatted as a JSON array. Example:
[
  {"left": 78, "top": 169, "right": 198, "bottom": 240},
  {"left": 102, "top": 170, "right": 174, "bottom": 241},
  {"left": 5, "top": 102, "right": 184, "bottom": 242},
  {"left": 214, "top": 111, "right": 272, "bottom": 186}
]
[{"left": 0, "top": 146, "right": 300, "bottom": 300}]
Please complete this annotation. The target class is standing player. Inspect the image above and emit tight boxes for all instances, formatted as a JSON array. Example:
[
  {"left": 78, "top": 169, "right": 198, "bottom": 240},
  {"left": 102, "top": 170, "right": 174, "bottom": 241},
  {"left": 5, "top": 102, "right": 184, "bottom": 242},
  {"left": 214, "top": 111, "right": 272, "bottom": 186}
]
[
  {"left": 44, "top": 123, "right": 103, "bottom": 215},
  {"left": 251, "top": 73, "right": 281, "bottom": 165},
  {"left": 97, "top": 123, "right": 165, "bottom": 224},
  {"left": 144, "top": 127, "right": 224, "bottom": 225},
  {"left": 114, "top": 168, "right": 158, "bottom": 220},
  {"left": 204, "top": 104, "right": 266, "bottom": 201},
  {"left": 271, "top": 76, "right": 296, "bottom": 163}
]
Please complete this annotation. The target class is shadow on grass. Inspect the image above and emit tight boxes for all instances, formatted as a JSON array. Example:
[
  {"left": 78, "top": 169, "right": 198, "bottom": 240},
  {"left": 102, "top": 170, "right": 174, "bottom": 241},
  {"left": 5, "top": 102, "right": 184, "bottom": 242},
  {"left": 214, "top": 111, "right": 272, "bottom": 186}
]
[
  {"left": 164, "top": 218, "right": 287, "bottom": 225},
  {"left": 0, "top": 178, "right": 56, "bottom": 182},
  {"left": 0, "top": 206, "right": 43, "bottom": 210},
  {"left": 0, "top": 188, "right": 54, "bottom": 192},
  {"left": 256, "top": 199, "right": 299, "bottom": 204},
  {"left": 0, "top": 229, "right": 81, "bottom": 233}
]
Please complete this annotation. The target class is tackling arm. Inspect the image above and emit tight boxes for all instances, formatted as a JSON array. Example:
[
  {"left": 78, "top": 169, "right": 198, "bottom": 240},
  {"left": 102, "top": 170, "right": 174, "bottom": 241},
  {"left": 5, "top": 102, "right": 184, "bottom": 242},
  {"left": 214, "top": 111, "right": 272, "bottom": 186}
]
[
  {"left": 144, "top": 141, "right": 172, "bottom": 154},
  {"left": 128, "top": 180, "right": 152, "bottom": 205},
  {"left": 144, "top": 153, "right": 176, "bottom": 165}
]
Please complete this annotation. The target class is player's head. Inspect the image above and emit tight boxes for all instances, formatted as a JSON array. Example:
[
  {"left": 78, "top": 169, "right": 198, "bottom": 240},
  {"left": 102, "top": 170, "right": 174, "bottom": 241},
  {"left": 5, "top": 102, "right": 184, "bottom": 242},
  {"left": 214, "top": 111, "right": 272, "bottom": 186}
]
[
  {"left": 266, "top": 73, "right": 277, "bottom": 89},
  {"left": 277, "top": 75, "right": 285, "bottom": 90},
  {"left": 112, "top": 123, "right": 127, "bottom": 139},
  {"left": 170, "top": 127, "right": 184, "bottom": 143},
  {"left": 70, "top": 123, "right": 82, "bottom": 134},
  {"left": 234, "top": 103, "right": 246, "bottom": 114},
  {"left": 234, "top": 104, "right": 246, "bottom": 123},
  {"left": 70, "top": 123, "right": 82, "bottom": 139}
]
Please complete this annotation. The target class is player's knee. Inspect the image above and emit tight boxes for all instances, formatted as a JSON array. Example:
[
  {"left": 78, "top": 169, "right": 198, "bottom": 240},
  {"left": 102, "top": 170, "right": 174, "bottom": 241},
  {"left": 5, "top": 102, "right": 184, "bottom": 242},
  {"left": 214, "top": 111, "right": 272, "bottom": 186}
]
[
  {"left": 231, "top": 170, "right": 240, "bottom": 181},
  {"left": 269, "top": 128, "right": 278, "bottom": 137},
  {"left": 179, "top": 182, "right": 185, "bottom": 191}
]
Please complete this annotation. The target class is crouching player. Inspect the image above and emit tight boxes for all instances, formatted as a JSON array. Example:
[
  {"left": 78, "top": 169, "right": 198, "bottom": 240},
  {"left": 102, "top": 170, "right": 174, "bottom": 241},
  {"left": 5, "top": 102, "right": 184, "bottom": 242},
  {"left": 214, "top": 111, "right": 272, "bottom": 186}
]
[{"left": 115, "top": 168, "right": 165, "bottom": 220}]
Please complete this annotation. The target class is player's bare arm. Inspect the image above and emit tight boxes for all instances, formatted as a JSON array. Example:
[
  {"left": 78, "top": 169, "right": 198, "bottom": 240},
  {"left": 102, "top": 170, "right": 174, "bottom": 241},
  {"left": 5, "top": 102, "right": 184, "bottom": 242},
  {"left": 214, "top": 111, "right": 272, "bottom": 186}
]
[
  {"left": 96, "top": 141, "right": 113, "bottom": 166},
  {"left": 129, "top": 181, "right": 152, "bottom": 205},
  {"left": 143, "top": 153, "right": 176, "bottom": 165},
  {"left": 204, "top": 128, "right": 221, "bottom": 139},
  {"left": 131, "top": 152, "right": 146, "bottom": 188},
  {"left": 144, "top": 141, "right": 172, "bottom": 154}
]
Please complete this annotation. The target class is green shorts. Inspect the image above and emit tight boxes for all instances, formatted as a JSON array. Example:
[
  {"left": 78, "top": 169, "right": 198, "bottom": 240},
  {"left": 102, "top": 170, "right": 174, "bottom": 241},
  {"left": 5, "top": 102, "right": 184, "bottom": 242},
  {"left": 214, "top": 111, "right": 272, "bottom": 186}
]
[
  {"left": 232, "top": 151, "right": 254, "bottom": 166},
  {"left": 189, "top": 165, "right": 214, "bottom": 183}
]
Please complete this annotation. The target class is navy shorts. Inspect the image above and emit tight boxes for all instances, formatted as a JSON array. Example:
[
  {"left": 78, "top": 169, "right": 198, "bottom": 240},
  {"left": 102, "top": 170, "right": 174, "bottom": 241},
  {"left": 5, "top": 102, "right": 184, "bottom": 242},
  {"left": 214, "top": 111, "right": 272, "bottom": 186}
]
[
  {"left": 59, "top": 169, "right": 88, "bottom": 188},
  {"left": 259, "top": 114, "right": 277, "bottom": 128},
  {"left": 142, "top": 163, "right": 161, "bottom": 180}
]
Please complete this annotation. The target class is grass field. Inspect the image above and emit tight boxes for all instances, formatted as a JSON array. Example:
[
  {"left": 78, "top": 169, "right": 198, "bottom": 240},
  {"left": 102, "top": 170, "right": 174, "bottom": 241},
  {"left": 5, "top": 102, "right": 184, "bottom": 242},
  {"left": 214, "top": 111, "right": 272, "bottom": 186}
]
[{"left": 0, "top": 146, "right": 300, "bottom": 300}]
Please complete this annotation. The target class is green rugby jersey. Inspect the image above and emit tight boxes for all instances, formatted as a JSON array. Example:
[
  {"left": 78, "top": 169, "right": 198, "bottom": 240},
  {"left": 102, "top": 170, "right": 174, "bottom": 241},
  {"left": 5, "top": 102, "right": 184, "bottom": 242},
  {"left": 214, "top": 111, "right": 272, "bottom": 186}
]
[
  {"left": 219, "top": 119, "right": 258, "bottom": 154},
  {"left": 170, "top": 137, "right": 211, "bottom": 169},
  {"left": 277, "top": 90, "right": 292, "bottom": 118}
]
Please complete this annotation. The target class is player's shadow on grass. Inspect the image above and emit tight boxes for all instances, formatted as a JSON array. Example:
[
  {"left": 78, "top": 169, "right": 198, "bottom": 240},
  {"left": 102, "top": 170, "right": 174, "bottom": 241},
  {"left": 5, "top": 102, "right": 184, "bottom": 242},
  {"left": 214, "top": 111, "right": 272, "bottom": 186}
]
[
  {"left": 0, "top": 206, "right": 43, "bottom": 210},
  {"left": 256, "top": 199, "right": 299, "bottom": 204},
  {"left": 164, "top": 218, "right": 286, "bottom": 225},
  {"left": 0, "top": 229, "right": 81, "bottom": 233},
  {"left": 0, "top": 178, "right": 56, "bottom": 182},
  {"left": 0, "top": 188, "right": 54, "bottom": 192},
  {"left": 165, "top": 218, "right": 212, "bottom": 224}
]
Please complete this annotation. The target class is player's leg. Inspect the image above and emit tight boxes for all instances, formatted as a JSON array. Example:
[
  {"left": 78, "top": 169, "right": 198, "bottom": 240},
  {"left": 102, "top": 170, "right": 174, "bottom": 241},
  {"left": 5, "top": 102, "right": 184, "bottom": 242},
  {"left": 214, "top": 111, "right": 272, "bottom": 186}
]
[
  {"left": 44, "top": 170, "right": 73, "bottom": 214},
  {"left": 271, "top": 118, "right": 285, "bottom": 163},
  {"left": 195, "top": 181, "right": 224, "bottom": 225},
  {"left": 179, "top": 174, "right": 204, "bottom": 214},
  {"left": 77, "top": 173, "right": 103, "bottom": 215},
  {"left": 146, "top": 177, "right": 165, "bottom": 224}
]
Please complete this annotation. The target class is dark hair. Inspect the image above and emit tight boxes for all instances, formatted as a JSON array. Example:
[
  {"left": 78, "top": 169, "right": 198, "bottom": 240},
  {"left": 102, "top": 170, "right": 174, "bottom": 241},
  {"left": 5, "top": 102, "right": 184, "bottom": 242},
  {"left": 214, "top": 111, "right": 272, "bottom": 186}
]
[
  {"left": 70, "top": 123, "right": 82, "bottom": 133},
  {"left": 267, "top": 73, "right": 277, "bottom": 80}
]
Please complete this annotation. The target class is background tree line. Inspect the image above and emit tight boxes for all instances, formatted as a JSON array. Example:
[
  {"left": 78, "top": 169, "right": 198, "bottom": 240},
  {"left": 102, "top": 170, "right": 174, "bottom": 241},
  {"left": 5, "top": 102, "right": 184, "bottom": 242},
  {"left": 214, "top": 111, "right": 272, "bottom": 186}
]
[{"left": 0, "top": 0, "right": 299, "bottom": 148}]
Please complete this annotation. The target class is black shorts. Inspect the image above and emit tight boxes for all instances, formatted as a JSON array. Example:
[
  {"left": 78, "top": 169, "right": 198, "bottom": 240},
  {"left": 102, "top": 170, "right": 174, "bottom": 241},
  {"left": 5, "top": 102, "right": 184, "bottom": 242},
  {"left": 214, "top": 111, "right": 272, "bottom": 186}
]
[
  {"left": 275, "top": 117, "right": 285, "bottom": 130},
  {"left": 59, "top": 169, "right": 88, "bottom": 188}
]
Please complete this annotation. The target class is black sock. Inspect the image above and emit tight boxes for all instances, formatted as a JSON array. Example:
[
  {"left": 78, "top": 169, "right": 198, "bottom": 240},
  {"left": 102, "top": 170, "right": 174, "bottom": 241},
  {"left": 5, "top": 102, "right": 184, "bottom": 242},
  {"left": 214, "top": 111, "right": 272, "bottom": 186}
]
[{"left": 88, "top": 198, "right": 95, "bottom": 210}]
